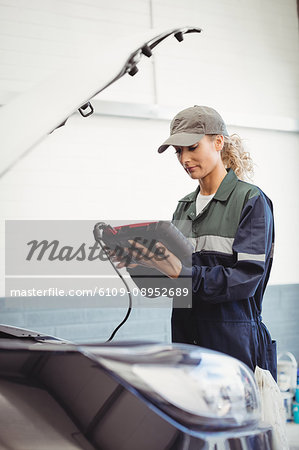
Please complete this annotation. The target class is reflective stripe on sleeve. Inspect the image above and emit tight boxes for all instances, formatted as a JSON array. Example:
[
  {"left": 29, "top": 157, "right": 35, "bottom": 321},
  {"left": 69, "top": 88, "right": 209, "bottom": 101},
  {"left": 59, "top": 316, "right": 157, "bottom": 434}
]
[
  {"left": 194, "top": 235, "right": 234, "bottom": 254},
  {"left": 238, "top": 253, "right": 266, "bottom": 262}
]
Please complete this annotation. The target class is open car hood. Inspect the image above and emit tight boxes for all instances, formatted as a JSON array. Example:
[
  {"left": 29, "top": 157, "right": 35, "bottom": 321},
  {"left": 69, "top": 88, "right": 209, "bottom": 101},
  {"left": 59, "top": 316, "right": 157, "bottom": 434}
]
[{"left": 0, "top": 27, "right": 201, "bottom": 177}]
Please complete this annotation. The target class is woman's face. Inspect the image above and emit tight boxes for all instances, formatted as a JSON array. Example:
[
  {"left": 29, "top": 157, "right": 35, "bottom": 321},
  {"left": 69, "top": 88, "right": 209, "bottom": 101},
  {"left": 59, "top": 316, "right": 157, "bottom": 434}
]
[{"left": 174, "top": 135, "right": 223, "bottom": 180}]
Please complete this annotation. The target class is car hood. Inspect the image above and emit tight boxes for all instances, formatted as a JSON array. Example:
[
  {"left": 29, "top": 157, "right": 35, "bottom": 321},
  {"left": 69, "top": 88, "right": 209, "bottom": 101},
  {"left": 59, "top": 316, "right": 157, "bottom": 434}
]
[
  {"left": 0, "top": 324, "right": 261, "bottom": 431},
  {"left": 0, "top": 26, "right": 201, "bottom": 177}
]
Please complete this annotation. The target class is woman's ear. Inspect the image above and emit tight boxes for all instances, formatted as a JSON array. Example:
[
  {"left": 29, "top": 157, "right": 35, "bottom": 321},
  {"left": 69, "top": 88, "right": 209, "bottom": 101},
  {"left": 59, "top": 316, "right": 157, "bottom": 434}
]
[{"left": 214, "top": 135, "right": 224, "bottom": 152}]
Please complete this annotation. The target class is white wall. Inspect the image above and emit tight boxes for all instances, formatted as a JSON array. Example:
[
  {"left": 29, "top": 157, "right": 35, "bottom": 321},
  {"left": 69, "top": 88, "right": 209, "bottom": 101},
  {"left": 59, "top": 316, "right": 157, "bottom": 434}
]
[
  {"left": 0, "top": 0, "right": 298, "bottom": 298},
  {"left": 0, "top": 0, "right": 153, "bottom": 104},
  {"left": 0, "top": 114, "right": 298, "bottom": 293},
  {"left": 1, "top": 0, "right": 298, "bottom": 120},
  {"left": 152, "top": 0, "right": 299, "bottom": 120}
]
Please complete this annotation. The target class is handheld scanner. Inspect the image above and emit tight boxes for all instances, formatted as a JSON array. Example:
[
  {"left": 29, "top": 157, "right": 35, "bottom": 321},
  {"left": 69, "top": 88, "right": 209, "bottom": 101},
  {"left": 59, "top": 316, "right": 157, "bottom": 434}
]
[{"left": 93, "top": 221, "right": 192, "bottom": 265}]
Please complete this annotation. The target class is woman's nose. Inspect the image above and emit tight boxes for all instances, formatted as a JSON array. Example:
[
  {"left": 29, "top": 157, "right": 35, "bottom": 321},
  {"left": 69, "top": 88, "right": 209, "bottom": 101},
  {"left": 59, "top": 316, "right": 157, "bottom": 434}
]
[{"left": 179, "top": 149, "right": 190, "bottom": 166}]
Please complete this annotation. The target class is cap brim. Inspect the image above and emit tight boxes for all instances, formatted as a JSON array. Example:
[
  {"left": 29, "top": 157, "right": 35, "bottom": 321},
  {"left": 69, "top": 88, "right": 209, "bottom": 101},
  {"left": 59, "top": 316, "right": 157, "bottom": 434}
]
[{"left": 158, "top": 132, "right": 205, "bottom": 153}]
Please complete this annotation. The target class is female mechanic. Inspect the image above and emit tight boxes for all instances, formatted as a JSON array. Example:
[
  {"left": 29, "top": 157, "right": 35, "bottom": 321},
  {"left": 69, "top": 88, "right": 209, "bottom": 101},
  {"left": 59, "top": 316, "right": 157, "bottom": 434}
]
[{"left": 117, "top": 105, "right": 277, "bottom": 380}]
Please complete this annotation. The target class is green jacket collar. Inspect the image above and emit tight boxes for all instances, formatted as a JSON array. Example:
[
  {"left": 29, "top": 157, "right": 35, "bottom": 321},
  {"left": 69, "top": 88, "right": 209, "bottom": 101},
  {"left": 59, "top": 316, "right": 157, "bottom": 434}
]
[{"left": 178, "top": 169, "right": 238, "bottom": 203}]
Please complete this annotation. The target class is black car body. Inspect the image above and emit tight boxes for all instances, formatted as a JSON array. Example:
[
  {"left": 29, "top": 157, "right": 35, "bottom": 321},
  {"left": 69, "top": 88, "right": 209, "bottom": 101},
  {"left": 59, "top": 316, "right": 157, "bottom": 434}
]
[{"left": 0, "top": 325, "right": 273, "bottom": 450}]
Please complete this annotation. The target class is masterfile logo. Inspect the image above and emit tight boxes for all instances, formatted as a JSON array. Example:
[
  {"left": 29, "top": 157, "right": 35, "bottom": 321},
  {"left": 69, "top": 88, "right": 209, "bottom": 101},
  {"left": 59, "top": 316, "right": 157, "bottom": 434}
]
[
  {"left": 5, "top": 220, "right": 110, "bottom": 276},
  {"left": 5, "top": 220, "right": 192, "bottom": 308}
]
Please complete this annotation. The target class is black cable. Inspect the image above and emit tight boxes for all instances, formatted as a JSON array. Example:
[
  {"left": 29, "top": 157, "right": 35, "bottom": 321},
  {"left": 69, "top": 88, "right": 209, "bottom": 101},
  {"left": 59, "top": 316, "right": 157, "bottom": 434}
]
[{"left": 94, "top": 236, "right": 132, "bottom": 342}]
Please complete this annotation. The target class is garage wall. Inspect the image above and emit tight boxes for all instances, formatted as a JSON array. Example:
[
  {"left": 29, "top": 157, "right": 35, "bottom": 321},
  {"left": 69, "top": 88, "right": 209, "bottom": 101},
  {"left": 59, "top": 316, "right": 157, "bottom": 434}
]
[
  {"left": 0, "top": 0, "right": 298, "bottom": 119},
  {"left": 1, "top": 114, "right": 298, "bottom": 286},
  {"left": 0, "top": 0, "right": 153, "bottom": 104},
  {"left": 0, "top": 0, "right": 298, "bottom": 349},
  {"left": 152, "top": 0, "right": 299, "bottom": 120}
]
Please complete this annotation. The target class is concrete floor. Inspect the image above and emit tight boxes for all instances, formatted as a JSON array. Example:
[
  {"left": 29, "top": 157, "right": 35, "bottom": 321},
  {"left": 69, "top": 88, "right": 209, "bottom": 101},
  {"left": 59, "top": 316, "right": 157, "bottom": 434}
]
[{"left": 286, "top": 422, "right": 299, "bottom": 449}]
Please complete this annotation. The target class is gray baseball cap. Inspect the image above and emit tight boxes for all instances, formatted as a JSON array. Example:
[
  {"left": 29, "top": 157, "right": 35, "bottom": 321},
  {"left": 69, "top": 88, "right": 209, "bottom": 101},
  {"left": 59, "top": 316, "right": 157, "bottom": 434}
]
[{"left": 158, "top": 105, "right": 229, "bottom": 153}]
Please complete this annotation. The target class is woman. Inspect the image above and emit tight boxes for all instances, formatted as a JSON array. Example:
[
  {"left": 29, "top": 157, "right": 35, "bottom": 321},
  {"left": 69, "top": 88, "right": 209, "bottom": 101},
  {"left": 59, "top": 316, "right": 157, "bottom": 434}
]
[{"left": 120, "top": 105, "right": 277, "bottom": 380}]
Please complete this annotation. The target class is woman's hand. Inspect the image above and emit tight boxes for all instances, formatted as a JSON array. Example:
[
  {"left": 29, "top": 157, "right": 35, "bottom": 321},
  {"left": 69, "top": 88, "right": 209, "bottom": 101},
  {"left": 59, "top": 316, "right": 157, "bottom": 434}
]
[
  {"left": 104, "top": 241, "right": 182, "bottom": 278},
  {"left": 128, "top": 240, "right": 182, "bottom": 278},
  {"left": 104, "top": 246, "right": 138, "bottom": 269}
]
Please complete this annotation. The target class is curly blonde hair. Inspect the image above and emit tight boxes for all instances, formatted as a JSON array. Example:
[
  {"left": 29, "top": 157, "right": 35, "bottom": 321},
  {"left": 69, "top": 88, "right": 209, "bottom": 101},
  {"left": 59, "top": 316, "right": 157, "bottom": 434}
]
[{"left": 210, "top": 134, "right": 254, "bottom": 181}]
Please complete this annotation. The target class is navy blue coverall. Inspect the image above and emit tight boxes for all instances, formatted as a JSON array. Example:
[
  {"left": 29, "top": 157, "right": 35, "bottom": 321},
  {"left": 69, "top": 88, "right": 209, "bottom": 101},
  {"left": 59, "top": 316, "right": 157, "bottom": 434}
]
[{"left": 129, "top": 169, "right": 277, "bottom": 380}]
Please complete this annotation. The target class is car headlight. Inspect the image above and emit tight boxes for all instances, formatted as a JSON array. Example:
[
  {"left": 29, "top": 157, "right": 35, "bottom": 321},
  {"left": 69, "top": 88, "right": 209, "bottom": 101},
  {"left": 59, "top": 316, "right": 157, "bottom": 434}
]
[
  {"left": 132, "top": 351, "right": 260, "bottom": 429},
  {"left": 86, "top": 344, "right": 261, "bottom": 430}
]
